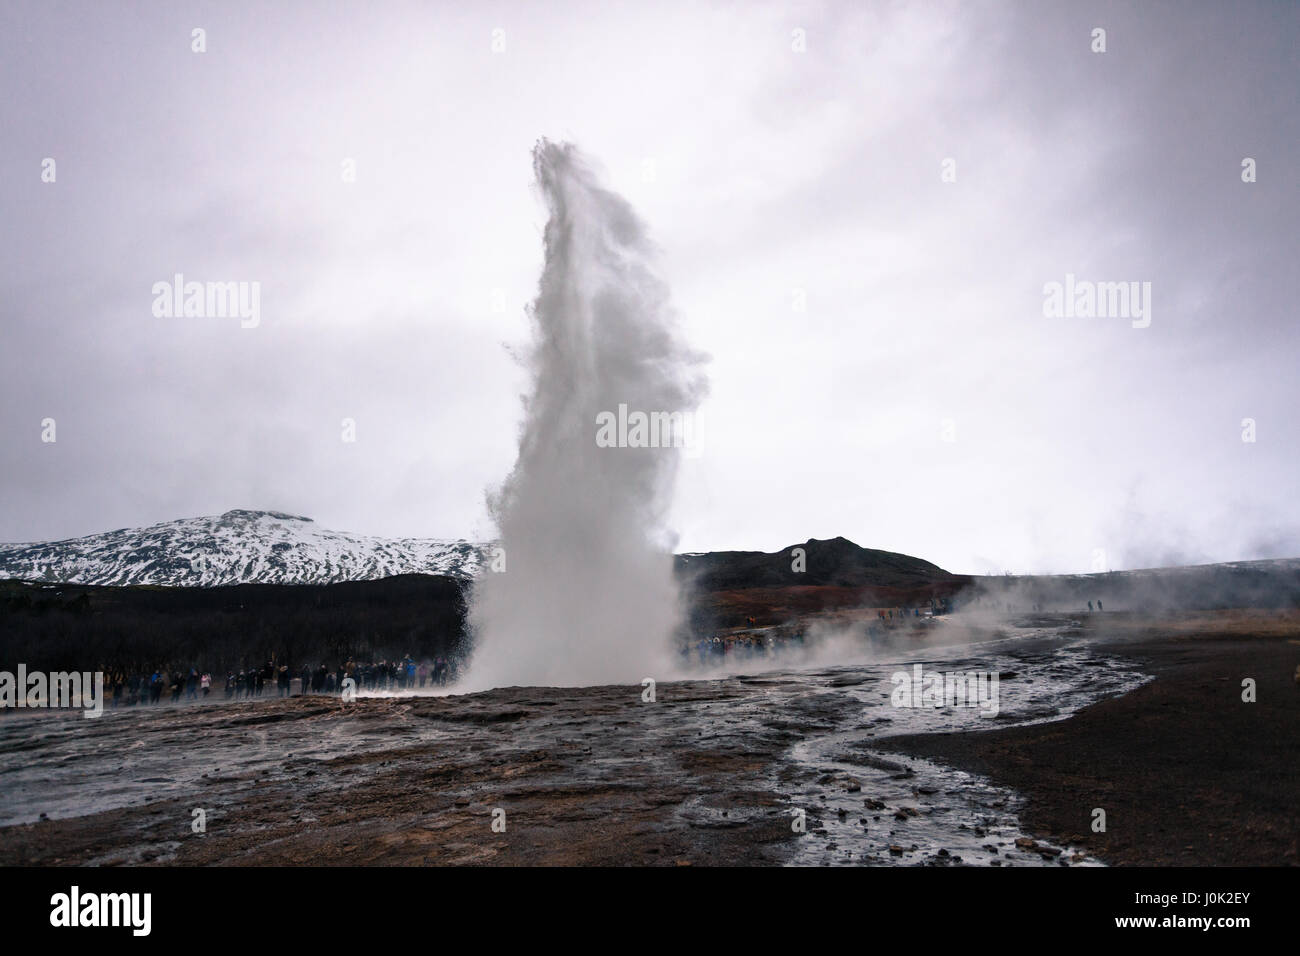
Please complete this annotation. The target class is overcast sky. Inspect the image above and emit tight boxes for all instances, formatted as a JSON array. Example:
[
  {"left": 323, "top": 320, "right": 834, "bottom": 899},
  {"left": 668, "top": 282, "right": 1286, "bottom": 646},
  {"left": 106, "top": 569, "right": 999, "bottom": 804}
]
[{"left": 2, "top": 0, "right": 1296, "bottom": 574}]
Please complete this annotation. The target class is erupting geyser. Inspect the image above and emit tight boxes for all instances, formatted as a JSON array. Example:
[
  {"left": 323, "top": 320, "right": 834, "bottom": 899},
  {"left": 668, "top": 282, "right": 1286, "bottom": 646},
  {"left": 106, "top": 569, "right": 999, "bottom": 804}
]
[{"left": 463, "top": 141, "right": 708, "bottom": 690}]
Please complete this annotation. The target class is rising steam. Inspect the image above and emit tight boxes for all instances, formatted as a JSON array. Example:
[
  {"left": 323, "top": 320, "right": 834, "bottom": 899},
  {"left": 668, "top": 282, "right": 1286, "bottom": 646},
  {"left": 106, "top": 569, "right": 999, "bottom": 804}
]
[{"left": 463, "top": 141, "right": 708, "bottom": 690}]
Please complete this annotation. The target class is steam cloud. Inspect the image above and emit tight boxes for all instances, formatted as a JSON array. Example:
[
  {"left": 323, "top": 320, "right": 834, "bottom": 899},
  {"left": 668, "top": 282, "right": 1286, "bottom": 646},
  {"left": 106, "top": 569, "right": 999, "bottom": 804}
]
[{"left": 463, "top": 141, "right": 708, "bottom": 690}]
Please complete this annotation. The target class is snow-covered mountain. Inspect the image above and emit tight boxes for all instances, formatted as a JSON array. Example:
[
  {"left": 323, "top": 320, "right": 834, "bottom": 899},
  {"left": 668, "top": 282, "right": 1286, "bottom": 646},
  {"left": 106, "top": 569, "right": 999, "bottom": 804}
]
[{"left": 0, "top": 510, "right": 485, "bottom": 586}]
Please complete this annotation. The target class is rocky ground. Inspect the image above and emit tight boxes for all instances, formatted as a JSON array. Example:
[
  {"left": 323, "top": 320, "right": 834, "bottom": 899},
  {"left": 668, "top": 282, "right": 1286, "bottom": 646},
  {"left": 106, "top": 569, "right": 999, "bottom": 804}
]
[
  {"left": 0, "top": 680, "right": 812, "bottom": 866},
  {"left": 0, "top": 610, "right": 1295, "bottom": 866}
]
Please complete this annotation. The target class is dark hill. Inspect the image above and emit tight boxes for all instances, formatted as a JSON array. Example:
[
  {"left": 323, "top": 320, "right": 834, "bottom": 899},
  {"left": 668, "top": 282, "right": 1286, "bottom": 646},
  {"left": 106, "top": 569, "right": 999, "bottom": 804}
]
[{"left": 675, "top": 536, "right": 953, "bottom": 591}]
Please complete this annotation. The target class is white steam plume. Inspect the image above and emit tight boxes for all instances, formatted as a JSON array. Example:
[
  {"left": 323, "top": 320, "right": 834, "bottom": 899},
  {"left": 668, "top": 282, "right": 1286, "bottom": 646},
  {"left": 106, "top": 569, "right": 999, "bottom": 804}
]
[{"left": 463, "top": 140, "right": 708, "bottom": 690}]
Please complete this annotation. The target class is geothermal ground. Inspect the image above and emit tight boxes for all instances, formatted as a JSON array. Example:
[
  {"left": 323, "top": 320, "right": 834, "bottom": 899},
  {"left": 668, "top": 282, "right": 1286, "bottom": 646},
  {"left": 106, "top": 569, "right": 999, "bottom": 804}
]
[{"left": 1, "top": 610, "right": 1296, "bottom": 866}]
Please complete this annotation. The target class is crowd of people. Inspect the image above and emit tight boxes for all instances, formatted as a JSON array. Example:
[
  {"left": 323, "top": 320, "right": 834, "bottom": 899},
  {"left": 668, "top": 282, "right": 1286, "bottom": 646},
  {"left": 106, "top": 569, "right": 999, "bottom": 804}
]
[
  {"left": 106, "top": 669, "right": 212, "bottom": 706},
  {"left": 100, "top": 655, "right": 458, "bottom": 707},
  {"left": 688, "top": 631, "right": 805, "bottom": 665},
  {"left": 686, "top": 602, "right": 958, "bottom": 666},
  {"left": 227, "top": 656, "right": 458, "bottom": 699}
]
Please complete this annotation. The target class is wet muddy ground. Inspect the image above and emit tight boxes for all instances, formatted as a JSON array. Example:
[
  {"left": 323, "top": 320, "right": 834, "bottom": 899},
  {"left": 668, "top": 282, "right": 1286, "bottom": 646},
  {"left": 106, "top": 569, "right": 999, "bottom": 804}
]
[
  {"left": 877, "top": 613, "right": 1300, "bottom": 866},
  {"left": 0, "top": 611, "right": 1294, "bottom": 866}
]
